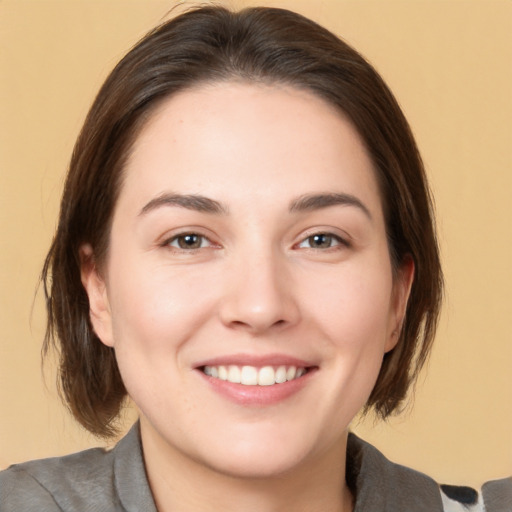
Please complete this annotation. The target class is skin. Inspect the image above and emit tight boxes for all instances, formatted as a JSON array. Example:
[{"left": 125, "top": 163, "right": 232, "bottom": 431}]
[{"left": 81, "top": 83, "right": 413, "bottom": 512}]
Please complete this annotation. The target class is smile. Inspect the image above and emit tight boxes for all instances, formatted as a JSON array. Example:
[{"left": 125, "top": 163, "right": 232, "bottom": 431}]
[{"left": 202, "top": 365, "right": 307, "bottom": 386}]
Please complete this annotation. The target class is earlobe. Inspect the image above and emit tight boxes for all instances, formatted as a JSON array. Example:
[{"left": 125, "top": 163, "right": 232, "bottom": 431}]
[
  {"left": 385, "top": 256, "right": 415, "bottom": 352},
  {"left": 79, "top": 244, "right": 114, "bottom": 347}
]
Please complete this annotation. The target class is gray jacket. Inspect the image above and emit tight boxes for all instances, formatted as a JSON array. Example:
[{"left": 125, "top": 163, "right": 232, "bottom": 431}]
[{"left": 1, "top": 423, "right": 510, "bottom": 511}]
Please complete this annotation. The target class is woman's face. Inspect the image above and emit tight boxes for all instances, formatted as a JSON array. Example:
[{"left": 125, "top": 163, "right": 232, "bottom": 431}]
[{"left": 83, "top": 83, "right": 412, "bottom": 478}]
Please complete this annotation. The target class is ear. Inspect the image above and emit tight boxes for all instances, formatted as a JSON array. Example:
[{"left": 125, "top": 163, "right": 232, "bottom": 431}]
[
  {"left": 79, "top": 244, "right": 114, "bottom": 347},
  {"left": 385, "top": 256, "right": 415, "bottom": 352}
]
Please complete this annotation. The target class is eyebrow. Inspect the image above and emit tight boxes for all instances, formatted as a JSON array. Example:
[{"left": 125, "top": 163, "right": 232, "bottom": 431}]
[
  {"left": 139, "top": 193, "right": 228, "bottom": 216},
  {"left": 139, "top": 191, "right": 371, "bottom": 219},
  {"left": 289, "top": 192, "right": 372, "bottom": 219}
]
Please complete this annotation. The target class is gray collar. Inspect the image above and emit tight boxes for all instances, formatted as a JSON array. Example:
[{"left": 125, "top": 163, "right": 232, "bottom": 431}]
[
  {"left": 113, "top": 424, "right": 444, "bottom": 511},
  {"left": 114, "top": 423, "right": 157, "bottom": 512},
  {"left": 347, "top": 433, "right": 443, "bottom": 511}
]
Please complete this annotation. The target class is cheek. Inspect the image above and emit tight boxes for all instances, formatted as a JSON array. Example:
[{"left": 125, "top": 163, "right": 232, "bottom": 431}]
[
  {"left": 303, "top": 261, "right": 394, "bottom": 393},
  {"left": 301, "top": 260, "right": 394, "bottom": 348},
  {"left": 319, "top": 273, "right": 394, "bottom": 414},
  {"left": 105, "top": 260, "right": 220, "bottom": 418},
  {"left": 108, "top": 263, "right": 216, "bottom": 350}
]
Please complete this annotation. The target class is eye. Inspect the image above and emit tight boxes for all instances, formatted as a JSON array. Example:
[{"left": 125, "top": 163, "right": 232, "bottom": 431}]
[
  {"left": 167, "top": 233, "right": 212, "bottom": 250},
  {"left": 297, "top": 233, "right": 345, "bottom": 249}
]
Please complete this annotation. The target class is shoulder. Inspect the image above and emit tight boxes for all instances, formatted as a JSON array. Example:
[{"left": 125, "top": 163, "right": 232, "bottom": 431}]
[
  {"left": 0, "top": 465, "right": 60, "bottom": 511},
  {"left": 347, "top": 434, "right": 512, "bottom": 512},
  {"left": 0, "top": 423, "right": 155, "bottom": 512},
  {"left": 0, "top": 445, "right": 118, "bottom": 512},
  {"left": 481, "top": 477, "right": 512, "bottom": 512}
]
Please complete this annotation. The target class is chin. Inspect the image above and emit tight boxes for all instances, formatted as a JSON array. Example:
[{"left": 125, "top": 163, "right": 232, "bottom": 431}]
[
  {"left": 193, "top": 427, "right": 331, "bottom": 480},
  {"left": 202, "top": 447, "right": 309, "bottom": 480}
]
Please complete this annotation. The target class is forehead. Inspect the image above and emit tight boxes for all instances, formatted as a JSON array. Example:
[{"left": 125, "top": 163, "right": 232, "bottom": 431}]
[{"left": 120, "top": 82, "right": 382, "bottom": 216}]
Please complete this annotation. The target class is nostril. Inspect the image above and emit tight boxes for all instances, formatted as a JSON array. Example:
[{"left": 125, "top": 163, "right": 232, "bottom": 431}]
[
  {"left": 226, "top": 318, "right": 288, "bottom": 332},
  {"left": 231, "top": 320, "right": 249, "bottom": 328}
]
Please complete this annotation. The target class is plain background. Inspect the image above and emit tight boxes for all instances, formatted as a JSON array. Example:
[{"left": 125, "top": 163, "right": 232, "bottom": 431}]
[{"left": 0, "top": 0, "right": 510, "bottom": 487}]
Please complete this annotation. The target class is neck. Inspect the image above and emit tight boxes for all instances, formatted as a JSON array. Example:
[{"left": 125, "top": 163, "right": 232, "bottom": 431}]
[{"left": 140, "top": 417, "right": 354, "bottom": 512}]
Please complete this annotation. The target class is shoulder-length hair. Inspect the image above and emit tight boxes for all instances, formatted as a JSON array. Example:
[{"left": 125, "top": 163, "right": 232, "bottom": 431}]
[{"left": 43, "top": 6, "right": 443, "bottom": 437}]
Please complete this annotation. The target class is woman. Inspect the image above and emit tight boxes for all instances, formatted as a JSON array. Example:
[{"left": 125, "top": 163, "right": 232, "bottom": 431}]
[{"left": 0, "top": 5, "right": 510, "bottom": 511}]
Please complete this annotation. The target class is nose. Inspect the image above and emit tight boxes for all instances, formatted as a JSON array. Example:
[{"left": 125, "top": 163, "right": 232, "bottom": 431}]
[{"left": 218, "top": 248, "right": 300, "bottom": 335}]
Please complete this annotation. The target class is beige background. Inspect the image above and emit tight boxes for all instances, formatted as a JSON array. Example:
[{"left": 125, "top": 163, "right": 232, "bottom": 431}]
[{"left": 1, "top": 0, "right": 510, "bottom": 487}]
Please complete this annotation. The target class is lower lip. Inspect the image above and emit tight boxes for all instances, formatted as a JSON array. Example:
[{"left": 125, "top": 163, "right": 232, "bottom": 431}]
[{"left": 197, "top": 370, "right": 315, "bottom": 406}]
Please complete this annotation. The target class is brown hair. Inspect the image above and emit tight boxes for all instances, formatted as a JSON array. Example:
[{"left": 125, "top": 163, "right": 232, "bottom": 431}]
[{"left": 43, "top": 5, "right": 443, "bottom": 437}]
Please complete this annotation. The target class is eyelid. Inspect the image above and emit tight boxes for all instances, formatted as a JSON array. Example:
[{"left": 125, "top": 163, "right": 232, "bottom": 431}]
[
  {"left": 159, "top": 228, "right": 221, "bottom": 252},
  {"left": 168, "top": 234, "right": 211, "bottom": 249},
  {"left": 293, "top": 228, "right": 351, "bottom": 250}
]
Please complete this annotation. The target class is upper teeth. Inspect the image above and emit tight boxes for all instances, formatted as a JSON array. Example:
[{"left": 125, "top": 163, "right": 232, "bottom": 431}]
[{"left": 203, "top": 365, "right": 306, "bottom": 386}]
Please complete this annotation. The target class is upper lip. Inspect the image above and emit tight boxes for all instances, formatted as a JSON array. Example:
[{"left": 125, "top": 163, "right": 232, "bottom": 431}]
[{"left": 194, "top": 353, "right": 317, "bottom": 369}]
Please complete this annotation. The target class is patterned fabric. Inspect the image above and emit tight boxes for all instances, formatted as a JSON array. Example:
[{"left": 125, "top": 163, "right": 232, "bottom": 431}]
[{"left": 440, "top": 484, "right": 485, "bottom": 512}]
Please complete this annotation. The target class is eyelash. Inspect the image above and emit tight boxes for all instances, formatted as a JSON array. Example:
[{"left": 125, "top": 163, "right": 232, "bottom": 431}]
[
  {"left": 162, "top": 230, "right": 349, "bottom": 253},
  {"left": 296, "top": 232, "right": 349, "bottom": 250},
  {"left": 164, "top": 233, "right": 214, "bottom": 251}
]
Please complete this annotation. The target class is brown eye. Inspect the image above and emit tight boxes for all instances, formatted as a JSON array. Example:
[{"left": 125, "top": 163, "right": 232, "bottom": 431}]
[
  {"left": 308, "top": 234, "right": 333, "bottom": 248},
  {"left": 169, "top": 234, "right": 208, "bottom": 250},
  {"left": 297, "top": 233, "right": 344, "bottom": 249}
]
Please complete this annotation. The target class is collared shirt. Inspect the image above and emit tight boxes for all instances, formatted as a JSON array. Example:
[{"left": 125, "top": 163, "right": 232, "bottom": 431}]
[{"left": 1, "top": 423, "right": 510, "bottom": 511}]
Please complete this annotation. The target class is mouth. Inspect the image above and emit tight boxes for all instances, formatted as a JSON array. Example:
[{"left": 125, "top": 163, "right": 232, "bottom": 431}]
[
  {"left": 195, "top": 354, "right": 317, "bottom": 405},
  {"left": 201, "top": 364, "right": 309, "bottom": 386}
]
